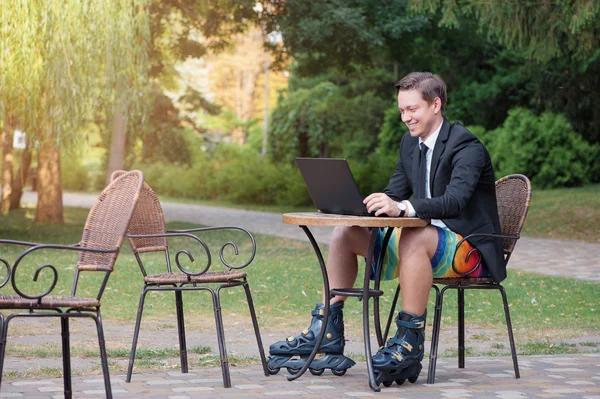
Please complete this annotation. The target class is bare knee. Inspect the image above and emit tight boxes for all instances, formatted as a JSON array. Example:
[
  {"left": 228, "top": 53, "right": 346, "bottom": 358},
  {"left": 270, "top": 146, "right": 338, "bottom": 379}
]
[
  {"left": 330, "top": 226, "right": 370, "bottom": 257},
  {"left": 399, "top": 226, "right": 438, "bottom": 260}
]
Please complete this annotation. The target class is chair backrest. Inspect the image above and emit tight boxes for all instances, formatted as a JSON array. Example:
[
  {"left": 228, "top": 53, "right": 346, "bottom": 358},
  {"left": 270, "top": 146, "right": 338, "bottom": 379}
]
[
  {"left": 111, "top": 170, "right": 168, "bottom": 255},
  {"left": 77, "top": 170, "right": 144, "bottom": 272},
  {"left": 495, "top": 174, "right": 532, "bottom": 256}
]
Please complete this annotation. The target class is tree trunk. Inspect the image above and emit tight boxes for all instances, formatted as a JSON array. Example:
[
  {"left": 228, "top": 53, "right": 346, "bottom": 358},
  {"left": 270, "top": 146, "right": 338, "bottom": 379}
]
[
  {"left": 9, "top": 143, "right": 32, "bottom": 210},
  {"left": 1, "top": 115, "right": 15, "bottom": 215},
  {"left": 36, "top": 138, "right": 63, "bottom": 224},
  {"left": 105, "top": 95, "right": 128, "bottom": 186}
]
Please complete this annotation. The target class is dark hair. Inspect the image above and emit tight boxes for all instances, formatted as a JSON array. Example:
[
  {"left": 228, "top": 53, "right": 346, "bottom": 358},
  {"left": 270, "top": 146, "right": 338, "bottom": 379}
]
[{"left": 394, "top": 72, "right": 447, "bottom": 112}]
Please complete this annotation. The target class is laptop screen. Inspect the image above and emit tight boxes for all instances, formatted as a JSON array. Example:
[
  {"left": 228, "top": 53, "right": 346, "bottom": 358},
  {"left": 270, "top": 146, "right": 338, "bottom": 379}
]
[{"left": 295, "top": 157, "right": 371, "bottom": 216}]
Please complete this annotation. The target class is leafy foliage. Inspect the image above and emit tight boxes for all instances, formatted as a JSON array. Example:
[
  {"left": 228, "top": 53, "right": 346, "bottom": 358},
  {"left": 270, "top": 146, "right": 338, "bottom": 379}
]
[
  {"left": 409, "top": 0, "right": 600, "bottom": 63},
  {"left": 0, "top": 0, "right": 149, "bottom": 146},
  {"left": 481, "top": 108, "right": 600, "bottom": 188},
  {"left": 261, "top": 0, "right": 428, "bottom": 74},
  {"left": 134, "top": 143, "right": 310, "bottom": 207},
  {"left": 269, "top": 67, "right": 391, "bottom": 165},
  {"left": 376, "top": 107, "right": 405, "bottom": 158}
]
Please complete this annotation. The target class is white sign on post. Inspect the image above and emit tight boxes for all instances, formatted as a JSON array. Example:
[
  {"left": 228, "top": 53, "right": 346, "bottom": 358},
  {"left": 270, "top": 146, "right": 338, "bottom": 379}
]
[{"left": 13, "top": 130, "right": 26, "bottom": 149}]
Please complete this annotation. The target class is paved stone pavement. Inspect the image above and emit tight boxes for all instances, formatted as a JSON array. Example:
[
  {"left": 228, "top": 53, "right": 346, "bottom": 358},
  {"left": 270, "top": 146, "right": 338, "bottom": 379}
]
[
  {"left": 3, "top": 355, "right": 600, "bottom": 398},
  {"left": 3, "top": 191, "right": 598, "bottom": 398}
]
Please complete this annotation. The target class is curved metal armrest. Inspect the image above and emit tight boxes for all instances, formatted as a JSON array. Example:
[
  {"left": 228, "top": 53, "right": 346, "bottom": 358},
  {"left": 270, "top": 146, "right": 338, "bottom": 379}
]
[
  {"left": 166, "top": 227, "right": 256, "bottom": 270},
  {"left": 451, "top": 232, "right": 520, "bottom": 277},
  {"left": 0, "top": 239, "right": 41, "bottom": 289},
  {"left": 129, "top": 228, "right": 256, "bottom": 276},
  {"left": 11, "top": 243, "right": 118, "bottom": 300},
  {"left": 0, "top": 258, "right": 10, "bottom": 289}
]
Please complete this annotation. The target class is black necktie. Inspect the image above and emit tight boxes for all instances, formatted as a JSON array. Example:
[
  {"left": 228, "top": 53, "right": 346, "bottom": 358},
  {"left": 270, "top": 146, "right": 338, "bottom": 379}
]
[{"left": 417, "top": 143, "right": 428, "bottom": 199}]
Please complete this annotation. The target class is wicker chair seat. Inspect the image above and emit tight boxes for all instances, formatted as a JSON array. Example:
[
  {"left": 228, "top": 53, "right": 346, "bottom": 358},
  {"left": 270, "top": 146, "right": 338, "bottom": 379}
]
[
  {"left": 0, "top": 294, "right": 100, "bottom": 309},
  {"left": 433, "top": 276, "right": 495, "bottom": 285},
  {"left": 144, "top": 270, "right": 247, "bottom": 284}
]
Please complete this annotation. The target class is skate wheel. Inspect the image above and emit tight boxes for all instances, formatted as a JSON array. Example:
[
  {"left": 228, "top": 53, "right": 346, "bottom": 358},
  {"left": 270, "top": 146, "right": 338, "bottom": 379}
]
[
  {"left": 286, "top": 367, "right": 301, "bottom": 375},
  {"left": 408, "top": 375, "right": 418, "bottom": 383},
  {"left": 395, "top": 378, "right": 405, "bottom": 385},
  {"left": 267, "top": 365, "right": 280, "bottom": 375},
  {"left": 331, "top": 369, "right": 347, "bottom": 376},
  {"left": 309, "top": 368, "right": 325, "bottom": 376},
  {"left": 382, "top": 380, "right": 393, "bottom": 387}
]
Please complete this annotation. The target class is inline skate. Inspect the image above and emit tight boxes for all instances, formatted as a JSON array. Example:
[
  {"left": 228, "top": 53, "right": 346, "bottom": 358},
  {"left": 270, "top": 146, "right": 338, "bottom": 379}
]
[
  {"left": 267, "top": 301, "right": 356, "bottom": 376},
  {"left": 372, "top": 310, "right": 426, "bottom": 387}
]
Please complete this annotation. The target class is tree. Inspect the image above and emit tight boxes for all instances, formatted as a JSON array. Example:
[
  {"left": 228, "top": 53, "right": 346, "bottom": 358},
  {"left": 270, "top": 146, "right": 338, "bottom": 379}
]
[
  {"left": 263, "top": 0, "right": 600, "bottom": 161},
  {"left": 0, "top": 1, "right": 150, "bottom": 223},
  {"left": 204, "top": 27, "right": 265, "bottom": 145},
  {"left": 104, "top": 0, "right": 259, "bottom": 178},
  {"left": 1, "top": 116, "right": 15, "bottom": 214},
  {"left": 409, "top": 0, "right": 600, "bottom": 63},
  {"left": 408, "top": 0, "right": 600, "bottom": 143}
]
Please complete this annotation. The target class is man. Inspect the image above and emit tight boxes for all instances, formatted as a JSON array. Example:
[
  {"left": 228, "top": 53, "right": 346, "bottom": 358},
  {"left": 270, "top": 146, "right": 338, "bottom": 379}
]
[{"left": 267, "top": 72, "right": 504, "bottom": 385}]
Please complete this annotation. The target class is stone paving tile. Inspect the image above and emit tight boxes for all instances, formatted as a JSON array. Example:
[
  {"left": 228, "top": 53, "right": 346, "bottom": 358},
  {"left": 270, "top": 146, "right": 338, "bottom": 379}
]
[{"left": 3, "top": 354, "right": 600, "bottom": 398}]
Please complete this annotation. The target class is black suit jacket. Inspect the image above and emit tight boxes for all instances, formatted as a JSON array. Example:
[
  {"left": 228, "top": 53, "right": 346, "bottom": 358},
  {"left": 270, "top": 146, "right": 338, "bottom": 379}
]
[{"left": 384, "top": 118, "right": 506, "bottom": 282}]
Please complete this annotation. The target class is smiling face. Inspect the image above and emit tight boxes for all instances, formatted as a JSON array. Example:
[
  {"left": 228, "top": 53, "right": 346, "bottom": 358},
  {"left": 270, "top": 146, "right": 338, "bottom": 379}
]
[{"left": 397, "top": 89, "right": 443, "bottom": 141}]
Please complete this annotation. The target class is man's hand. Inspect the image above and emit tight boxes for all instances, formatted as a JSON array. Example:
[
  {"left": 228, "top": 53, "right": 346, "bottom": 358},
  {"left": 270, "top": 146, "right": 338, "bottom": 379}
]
[{"left": 363, "top": 193, "right": 402, "bottom": 217}]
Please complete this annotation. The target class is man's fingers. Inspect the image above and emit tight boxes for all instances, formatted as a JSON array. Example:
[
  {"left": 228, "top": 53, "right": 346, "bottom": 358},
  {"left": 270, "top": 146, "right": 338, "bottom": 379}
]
[{"left": 363, "top": 192, "right": 381, "bottom": 203}]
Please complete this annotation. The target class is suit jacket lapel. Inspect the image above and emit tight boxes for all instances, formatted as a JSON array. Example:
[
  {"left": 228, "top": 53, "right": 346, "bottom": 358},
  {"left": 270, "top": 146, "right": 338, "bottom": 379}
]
[{"left": 430, "top": 118, "right": 450, "bottom": 194}]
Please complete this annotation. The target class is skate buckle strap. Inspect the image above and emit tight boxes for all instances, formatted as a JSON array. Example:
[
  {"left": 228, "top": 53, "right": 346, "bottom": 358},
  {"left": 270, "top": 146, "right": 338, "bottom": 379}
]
[
  {"left": 388, "top": 336, "right": 412, "bottom": 350},
  {"left": 401, "top": 341, "right": 413, "bottom": 352},
  {"left": 396, "top": 318, "right": 425, "bottom": 329},
  {"left": 311, "top": 309, "right": 325, "bottom": 317}
]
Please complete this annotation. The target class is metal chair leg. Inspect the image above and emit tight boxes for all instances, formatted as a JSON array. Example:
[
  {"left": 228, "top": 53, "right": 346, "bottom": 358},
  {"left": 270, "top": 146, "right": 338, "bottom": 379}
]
[
  {"left": 499, "top": 285, "right": 520, "bottom": 378},
  {"left": 127, "top": 287, "right": 148, "bottom": 382},
  {"left": 242, "top": 282, "right": 269, "bottom": 376},
  {"left": 427, "top": 285, "right": 444, "bottom": 384},
  {"left": 212, "top": 286, "right": 231, "bottom": 388},
  {"left": 175, "top": 290, "right": 189, "bottom": 373},
  {"left": 60, "top": 317, "right": 72, "bottom": 399},
  {"left": 0, "top": 314, "right": 8, "bottom": 387},
  {"left": 458, "top": 288, "right": 465, "bottom": 369},
  {"left": 95, "top": 311, "right": 113, "bottom": 399}
]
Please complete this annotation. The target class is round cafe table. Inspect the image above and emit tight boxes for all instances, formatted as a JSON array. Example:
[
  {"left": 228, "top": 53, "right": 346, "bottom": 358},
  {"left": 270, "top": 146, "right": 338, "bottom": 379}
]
[{"left": 282, "top": 212, "right": 429, "bottom": 391}]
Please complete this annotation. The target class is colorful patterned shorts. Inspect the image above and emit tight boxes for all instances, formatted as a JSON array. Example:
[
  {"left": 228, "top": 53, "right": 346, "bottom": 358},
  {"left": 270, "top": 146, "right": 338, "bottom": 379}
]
[{"left": 369, "top": 225, "right": 491, "bottom": 281}]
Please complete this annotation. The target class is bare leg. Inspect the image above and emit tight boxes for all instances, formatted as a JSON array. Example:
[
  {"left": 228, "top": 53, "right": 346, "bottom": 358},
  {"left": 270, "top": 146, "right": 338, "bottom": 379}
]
[
  {"left": 397, "top": 226, "right": 439, "bottom": 315},
  {"left": 325, "top": 226, "right": 371, "bottom": 304}
]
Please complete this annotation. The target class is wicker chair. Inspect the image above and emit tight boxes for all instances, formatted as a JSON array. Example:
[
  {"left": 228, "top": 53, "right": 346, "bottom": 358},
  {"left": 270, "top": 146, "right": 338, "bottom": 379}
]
[
  {"left": 381, "top": 174, "right": 532, "bottom": 384},
  {"left": 0, "top": 170, "right": 144, "bottom": 399},
  {"left": 112, "top": 171, "right": 268, "bottom": 388}
]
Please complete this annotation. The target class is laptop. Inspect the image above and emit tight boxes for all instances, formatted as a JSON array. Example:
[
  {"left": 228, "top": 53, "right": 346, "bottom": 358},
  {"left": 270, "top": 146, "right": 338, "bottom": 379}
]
[{"left": 296, "top": 157, "right": 380, "bottom": 217}]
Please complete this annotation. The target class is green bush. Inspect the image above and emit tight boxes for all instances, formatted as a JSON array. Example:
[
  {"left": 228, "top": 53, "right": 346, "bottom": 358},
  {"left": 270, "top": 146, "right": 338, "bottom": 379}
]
[
  {"left": 134, "top": 144, "right": 311, "bottom": 206},
  {"left": 210, "top": 145, "right": 310, "bottom": 206},
  {"left": 351, "top": 154, "right": 399, "bottom": 196},
  {"left": 61, "top": 155, "right": 89, "bottom": 192},
  {"left": 134, "top": 161, "right": 212, "bottom": 200},
  {"left": 482, "top": 108, "right": 599, "bottom": 188},
  {"left": 376, "top": 106, "right": 405, "bottom": 158}
]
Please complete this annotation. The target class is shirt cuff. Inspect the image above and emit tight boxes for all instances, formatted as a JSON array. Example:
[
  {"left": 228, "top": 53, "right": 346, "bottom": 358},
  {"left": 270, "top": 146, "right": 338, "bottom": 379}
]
[{"left": 405, "top": 201, "right": 417, "bottom": 217}]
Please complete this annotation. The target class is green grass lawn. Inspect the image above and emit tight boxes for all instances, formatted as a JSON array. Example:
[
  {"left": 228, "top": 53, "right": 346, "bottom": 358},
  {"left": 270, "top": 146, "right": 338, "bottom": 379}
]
[
  {"left": 0, "top": 184, "right": 598, "bottom": 376},
  {"left": 521, "top": 184, "right": 600, "bottom": 243}
]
